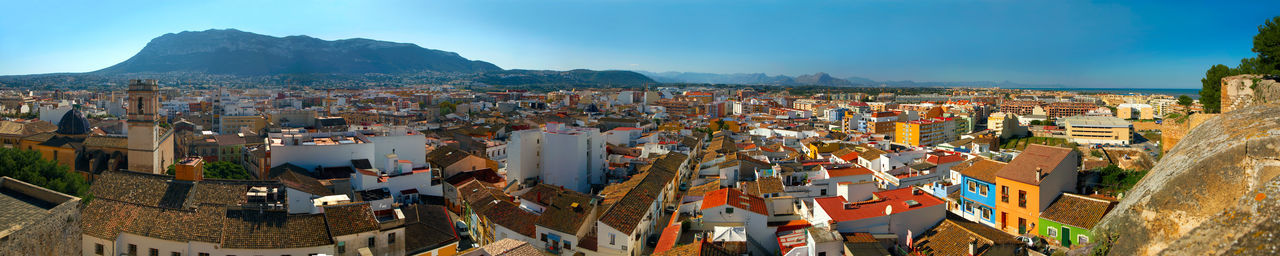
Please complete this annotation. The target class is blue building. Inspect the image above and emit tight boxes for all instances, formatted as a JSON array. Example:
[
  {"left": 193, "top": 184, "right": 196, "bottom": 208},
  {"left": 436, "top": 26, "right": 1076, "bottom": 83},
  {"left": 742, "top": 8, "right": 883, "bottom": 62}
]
[{"left": 957, "top": 159, "right": 1006, "bottom": 227}]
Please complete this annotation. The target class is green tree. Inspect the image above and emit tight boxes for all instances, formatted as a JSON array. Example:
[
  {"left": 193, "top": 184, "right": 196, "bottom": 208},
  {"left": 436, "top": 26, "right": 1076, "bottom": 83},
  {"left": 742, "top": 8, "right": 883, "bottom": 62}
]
[
  {"left": 1255, "top": 16, "right": 1280, "bottom": 72},
  {"left": 0, "top": 148, "right": 90, "bottom": 197},
  {"left": 1177, "top": 95, "right": 1193, "bottom": 115},
  {"left": 204, "top": 161, "right": 251, "bottom": 180},
  {"left": 1200, "top": 64, "right": 1231, "bottom": 113},
  {"left": 1029, "top": 120, "right": 1043, "bottom": 125},
  {"left": 1199, "top": 16, "right": 1280, "bottom": 114},
  {"left": 438, "top": 101, "right": 457, "bottom": 114}
]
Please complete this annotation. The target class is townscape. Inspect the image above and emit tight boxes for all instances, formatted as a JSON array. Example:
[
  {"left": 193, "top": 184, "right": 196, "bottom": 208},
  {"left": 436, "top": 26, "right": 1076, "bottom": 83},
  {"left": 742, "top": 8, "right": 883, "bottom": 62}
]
[
  {"left": 3, "top": 2, "right": 1280, "bottom": 256},
  {"left": 0, "top": 76, "right": 1231, "bottom": 255}
]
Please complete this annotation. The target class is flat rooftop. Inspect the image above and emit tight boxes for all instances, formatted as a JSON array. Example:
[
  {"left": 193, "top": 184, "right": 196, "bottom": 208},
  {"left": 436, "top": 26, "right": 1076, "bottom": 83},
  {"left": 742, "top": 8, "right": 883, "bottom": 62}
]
[
  {"left": 1063, "top": 116, "right": 1131, "bottom": 128},
  {"left": 0, "top": 177, "right": 76, "bottom": 237},
  {"left": 0, "top": 188, "right": 56, "bottom": 229}
]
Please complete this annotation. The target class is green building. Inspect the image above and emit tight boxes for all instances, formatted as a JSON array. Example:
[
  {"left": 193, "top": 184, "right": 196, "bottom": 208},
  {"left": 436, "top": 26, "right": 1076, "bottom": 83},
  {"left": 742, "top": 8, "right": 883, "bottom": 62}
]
[{"left": 1038, "top": 193, "right": 1116, "bottom": 248}]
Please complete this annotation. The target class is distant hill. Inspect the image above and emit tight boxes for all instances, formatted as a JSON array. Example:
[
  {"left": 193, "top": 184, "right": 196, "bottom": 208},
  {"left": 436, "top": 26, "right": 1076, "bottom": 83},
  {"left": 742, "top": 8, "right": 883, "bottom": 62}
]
[
  {"left": 793, "top": 72, "right": 853, "bottom": 87},
  {"left": 639, "top": 71, "right": 867, "bottom": 86},
  {"left": 97, "top": 29, "right": 501, "bottom": 75},
  {"left": 635, "top": 70, "right": 1062, "bottom": 88},
  {"left": 478, "top": 69, "right": 656, "bottom": 86},
  {"left": 635, "top": 71, "right": 795, "bottom": 85}
]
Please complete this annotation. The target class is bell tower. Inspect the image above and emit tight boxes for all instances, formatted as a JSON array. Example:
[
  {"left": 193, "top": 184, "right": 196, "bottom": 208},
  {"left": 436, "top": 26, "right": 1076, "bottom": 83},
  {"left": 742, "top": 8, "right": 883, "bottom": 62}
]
[{"left": 127, "top": 79, "right": 162, "bottom": 174}]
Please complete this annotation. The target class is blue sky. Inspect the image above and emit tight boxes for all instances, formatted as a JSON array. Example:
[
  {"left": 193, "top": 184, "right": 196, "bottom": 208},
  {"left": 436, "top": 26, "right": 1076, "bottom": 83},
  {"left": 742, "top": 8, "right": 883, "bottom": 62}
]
[{"left": 1, "top": 0, "right": 1277, "bottom": 88}]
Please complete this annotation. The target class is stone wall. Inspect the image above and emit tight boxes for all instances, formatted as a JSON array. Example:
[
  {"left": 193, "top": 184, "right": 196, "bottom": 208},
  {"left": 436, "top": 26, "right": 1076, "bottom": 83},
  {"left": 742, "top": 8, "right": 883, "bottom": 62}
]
[
  {"left": 0, "top": 198, "right": 81, "bottom": 255},
  {"left": 1220, "top": 74, "right": 1280, "bottom": 113},
  {"left": 1093, "top": 104, "right": 1280, "bottom": 255}
]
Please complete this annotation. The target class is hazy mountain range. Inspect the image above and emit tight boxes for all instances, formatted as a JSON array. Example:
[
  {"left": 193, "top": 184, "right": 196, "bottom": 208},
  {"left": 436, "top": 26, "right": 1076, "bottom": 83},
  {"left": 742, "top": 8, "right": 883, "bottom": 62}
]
[
  {"left": 637, "top": 71, "right": 1066, "bottom": 88},
  {"left": 3, "top": 28, "right": 1068, "bottom": 88}
]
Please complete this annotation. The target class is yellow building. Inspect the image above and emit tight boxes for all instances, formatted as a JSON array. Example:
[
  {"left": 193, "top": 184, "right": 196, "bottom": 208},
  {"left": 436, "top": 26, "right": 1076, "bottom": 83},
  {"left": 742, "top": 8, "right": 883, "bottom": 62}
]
[
  {"left": 1061, "top": 116, "right": 1132, "bottom": 145},
  {"left": 20, "top": 107, "right": 131, "bottom": 180},
  {"left": 894, "top": 118, "right": 953, "bottom": 147},
  {"left": 806, "top": 141, "right": 843, "bottom": 159}
]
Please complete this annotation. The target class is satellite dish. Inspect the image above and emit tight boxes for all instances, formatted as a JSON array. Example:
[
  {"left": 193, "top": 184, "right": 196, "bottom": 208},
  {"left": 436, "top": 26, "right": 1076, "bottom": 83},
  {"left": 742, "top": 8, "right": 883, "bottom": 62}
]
[{"left": 884, "top": 205, "right": 893, "bottom": 216}]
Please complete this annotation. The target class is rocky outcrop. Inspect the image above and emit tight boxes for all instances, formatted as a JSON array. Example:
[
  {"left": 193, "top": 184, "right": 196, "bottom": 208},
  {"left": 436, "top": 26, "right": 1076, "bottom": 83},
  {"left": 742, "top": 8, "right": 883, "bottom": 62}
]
[
  {"left": 1220, "top": 74, "right": 1280, "bottom": 113},
  {"left": 1093, "top": 104, "right": 1280, "bottom": 255}
]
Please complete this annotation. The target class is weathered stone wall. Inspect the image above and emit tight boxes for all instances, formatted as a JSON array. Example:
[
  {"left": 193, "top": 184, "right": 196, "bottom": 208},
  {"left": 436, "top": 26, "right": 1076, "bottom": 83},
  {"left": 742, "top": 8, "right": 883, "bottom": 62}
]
[
  {"left": 1093, "top": 104, "right": 1280, "bottom": 255},
  {"left": 1221, "top": 74, "right": 1280, "bottom": 113},
  {"left": 0, "top": 198, "right": 82, "bottom": 256}
]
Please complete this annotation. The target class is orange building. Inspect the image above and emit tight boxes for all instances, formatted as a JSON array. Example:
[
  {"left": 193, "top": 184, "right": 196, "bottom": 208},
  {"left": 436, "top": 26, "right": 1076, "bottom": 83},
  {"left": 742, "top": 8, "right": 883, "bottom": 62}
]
[
  {"left": 893, "top": 118, "right": 953, "bottom": 147},
  {"left": 993, "top": 144, "right": 1079, "bottom": 236}
]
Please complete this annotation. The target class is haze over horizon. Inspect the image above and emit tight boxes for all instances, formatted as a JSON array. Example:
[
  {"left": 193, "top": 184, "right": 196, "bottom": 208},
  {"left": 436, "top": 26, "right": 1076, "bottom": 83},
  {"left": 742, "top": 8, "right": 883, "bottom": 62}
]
[{"left": 2, "top": 0, "right": 1278, "bottom": 88}]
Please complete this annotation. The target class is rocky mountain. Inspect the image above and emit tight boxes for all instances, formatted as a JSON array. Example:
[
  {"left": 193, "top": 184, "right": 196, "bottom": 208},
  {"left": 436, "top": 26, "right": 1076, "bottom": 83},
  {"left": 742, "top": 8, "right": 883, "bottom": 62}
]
[
  {"left": 1092, "top": 103, "right": 1280, "bottom": 255},
  {"left": 793, "top": 72, "right": 853, "bottom": 87},
  {"left": 0, "top": 29, "right": 657, "bottom": 87},
  {"left": 98, "top": 29, "right": 501, "bottom": 75}
]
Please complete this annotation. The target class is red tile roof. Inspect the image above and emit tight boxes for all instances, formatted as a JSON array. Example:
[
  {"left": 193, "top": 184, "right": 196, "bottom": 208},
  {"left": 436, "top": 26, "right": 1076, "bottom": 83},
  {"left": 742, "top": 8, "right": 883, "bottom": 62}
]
[
  {"left": 653, "top": 223, "right": 682, "bottom": 254},
  {"left": 777, "top": 229, "right": 807, "bottom": 254},
  {"left": 700, "top": 188, "right": 768, "bottom": 215},
  {"left": 814, "top": 187, "right": 945, "bottom": 222},
  {"left": 926, "top": 151, "right": 965, "bottom": 165}
]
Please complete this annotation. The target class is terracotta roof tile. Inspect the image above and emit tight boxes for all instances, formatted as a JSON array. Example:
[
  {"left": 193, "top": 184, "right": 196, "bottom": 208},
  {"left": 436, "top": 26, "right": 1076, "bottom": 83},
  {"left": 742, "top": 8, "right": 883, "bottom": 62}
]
[
  {"left": 956, "top": 159, "right": 1006, "bottom": 183},
  {"left": 1040, "top": 193, "right": 1116, "bottom": 229},
  {"left": 914, "top": 219, "right": 1021, "bottom": 256},
  {"left": 996, "top": 144, "right": 1074, "bottom": 185},
  {"left": 323, "top": 203, "right": 379, "bottom": 236},
  {"left": 701, "top": 188, "right": 768, "bottom": 215}
]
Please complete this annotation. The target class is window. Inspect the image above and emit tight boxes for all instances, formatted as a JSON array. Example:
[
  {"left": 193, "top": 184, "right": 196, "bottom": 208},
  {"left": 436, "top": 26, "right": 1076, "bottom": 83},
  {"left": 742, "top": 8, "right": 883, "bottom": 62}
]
[
  {"left": 565, "top": 241, "right": 572, "bottom": 250},
  {"left": 129, "top": 244, "right": 137, "bottom": 255},
  {"left": 541, "top": 234, "right": 548, "bottom": 242},
  {"left": 338, "top": 242, "right": 346, "bottom": 254},
  {"left": 967, "top": 181, "right": 976, "bottom": 192},
  {"left": 198, "top": 253, "right": 209, "bottom": 256},
  {"left": 1047, "top": 227, "right": 1058, "bottom": 237},
  {"left": 610, "top": 234, "right": 616, "bottom": 245},
  {"left": 819, "top": 252, "right": 827, "bottom": 256},
  {"left": 979, "top": 185, "right": 988, "bottom": 196},
  {"left": 94, "top": 244, "right": 103, "bottom": 255},
  {"left": 726, "top": 207, "right": 734, "bottom": 214},
  {"left": 150, "top": 249, "right": 158, "bottom": 256},
  {"left": 369, "top": 237, "right": 376, "bottom": 247},
  {"left": 1018, "top": 190, "right": 1027, "bottom": 208},
  {"left": 820, "top": 189, "right": 828, "bottom": 195},
  {"left": 1001, "top": 186, "right": 1009, "bottom": 202},
  {"left": 389, "top": 233, "right": 396, "bottom": 244},
  {"left": 171, "top": 253, "right": 181, "bottom": 256},
  {"left": 1078, "top": 235, "right": 1089, "bottom": 244}
]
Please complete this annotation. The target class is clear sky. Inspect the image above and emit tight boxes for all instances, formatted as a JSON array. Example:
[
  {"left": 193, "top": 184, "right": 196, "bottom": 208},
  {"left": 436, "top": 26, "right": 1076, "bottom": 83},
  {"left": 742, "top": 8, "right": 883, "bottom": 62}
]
[{"left": 1, "top": 0, "right": 1277, "bottom": 88}]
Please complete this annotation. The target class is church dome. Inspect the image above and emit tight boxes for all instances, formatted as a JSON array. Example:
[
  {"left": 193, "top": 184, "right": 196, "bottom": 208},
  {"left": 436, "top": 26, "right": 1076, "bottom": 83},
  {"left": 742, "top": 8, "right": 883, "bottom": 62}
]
[{"left": 56, "top": 107, "right": 91, "bottom": 135}]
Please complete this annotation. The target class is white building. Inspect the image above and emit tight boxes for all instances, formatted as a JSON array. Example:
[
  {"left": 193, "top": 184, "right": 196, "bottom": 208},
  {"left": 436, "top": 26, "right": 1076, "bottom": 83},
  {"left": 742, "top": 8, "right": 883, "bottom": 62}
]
[
  {"left": 507, "top": 122, "right": 607, "bottom": 193},
  {"left": 269, "top": 127, "right": 427, "bottom": 171},
  {"left": 811, "top": 187, "right": 946, "bottom": 246}
]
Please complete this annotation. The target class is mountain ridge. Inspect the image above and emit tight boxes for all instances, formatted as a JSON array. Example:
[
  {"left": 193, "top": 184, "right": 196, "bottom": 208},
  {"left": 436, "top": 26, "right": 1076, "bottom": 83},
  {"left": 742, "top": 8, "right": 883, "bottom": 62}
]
[
  {"left": 96, "top": 28, "right": 502, "bottom": 75},
  {"left": 637, "top": 70, "right": 1067, "bottom": 88}
]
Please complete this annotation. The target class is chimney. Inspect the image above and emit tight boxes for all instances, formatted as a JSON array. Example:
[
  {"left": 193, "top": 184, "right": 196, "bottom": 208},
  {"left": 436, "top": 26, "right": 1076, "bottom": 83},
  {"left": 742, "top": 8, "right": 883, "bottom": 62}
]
[
  {"left": 968, "top": 239, "right": 977, "bottom": 256},
  {"left": 175, "top": 157, "right": 204, "bottom": 182},
  {"left": 1035, "top": 167, "right": 1043, "bottom": 182}
]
